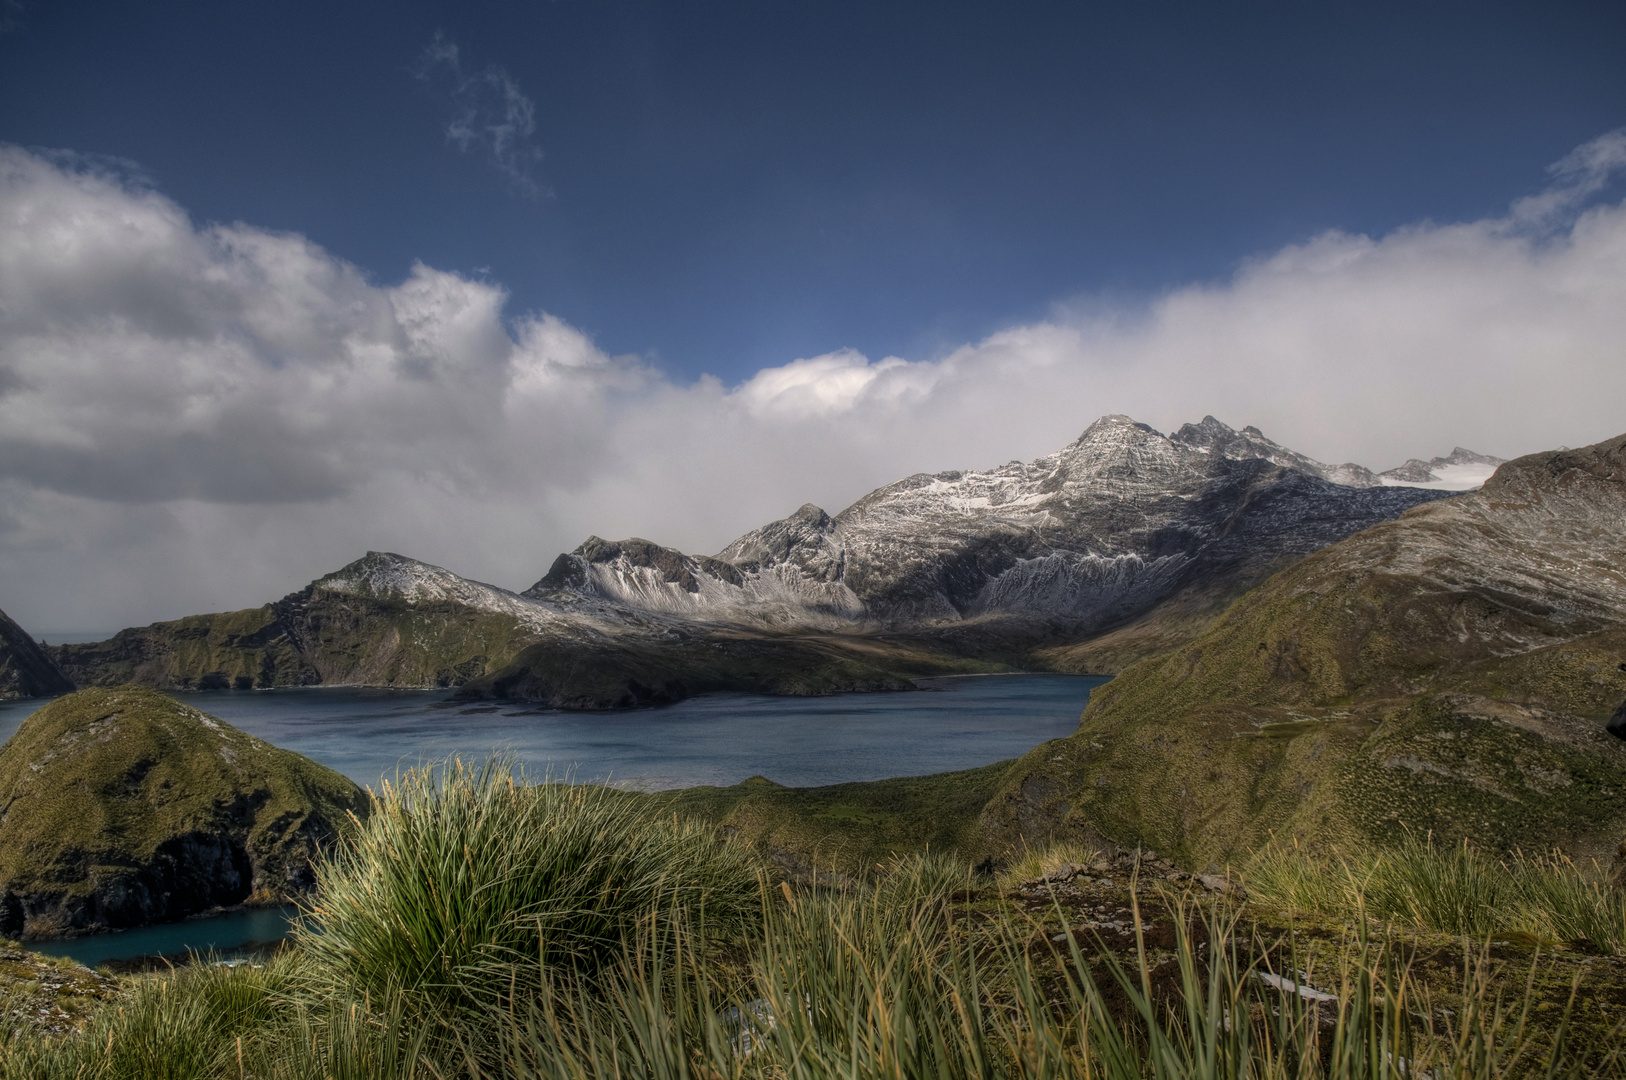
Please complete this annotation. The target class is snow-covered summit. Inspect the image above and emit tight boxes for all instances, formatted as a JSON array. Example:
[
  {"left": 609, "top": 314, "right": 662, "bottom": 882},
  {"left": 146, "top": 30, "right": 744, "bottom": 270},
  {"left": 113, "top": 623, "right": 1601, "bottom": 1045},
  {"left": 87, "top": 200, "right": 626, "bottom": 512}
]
[
  {"left": 318, "top": 551, "right": 565, "bottom": 631},
  {"left": 1379, "top": 447, "right": 1505, "bottom": 491},
  {"left": 531, "top": 413, "right": 1452, "bottom": 635},
  {"left": 293, "top": 416, "right": 1474, "bottom": 656},
  {"left": 1169, "top": 415, "right": 1381, "bottom": 487}
]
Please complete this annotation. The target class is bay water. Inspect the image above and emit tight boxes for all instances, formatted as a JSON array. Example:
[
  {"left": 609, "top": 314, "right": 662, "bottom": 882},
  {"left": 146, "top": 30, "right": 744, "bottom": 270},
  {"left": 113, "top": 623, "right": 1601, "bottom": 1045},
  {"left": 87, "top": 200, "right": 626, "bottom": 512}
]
[{"left": 1, "top": 673, "right": 1103, "bottom": 965}]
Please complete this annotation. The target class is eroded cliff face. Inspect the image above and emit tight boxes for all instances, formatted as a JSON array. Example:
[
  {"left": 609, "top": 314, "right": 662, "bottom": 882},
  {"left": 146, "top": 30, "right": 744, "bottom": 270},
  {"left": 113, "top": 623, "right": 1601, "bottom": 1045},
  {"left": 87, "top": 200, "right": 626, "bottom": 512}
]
[
  {"left": 0, "top": 608, "right": 72, "bottom": 700},
  {"left": 0, "top": 687, "right": 367, "bottom": 939},
  {"left": 47, "top": 414, "right": 1460, "bottom": 707},
  {"left": 980, "top": 431, "right": 1626, "bottom": 867}
]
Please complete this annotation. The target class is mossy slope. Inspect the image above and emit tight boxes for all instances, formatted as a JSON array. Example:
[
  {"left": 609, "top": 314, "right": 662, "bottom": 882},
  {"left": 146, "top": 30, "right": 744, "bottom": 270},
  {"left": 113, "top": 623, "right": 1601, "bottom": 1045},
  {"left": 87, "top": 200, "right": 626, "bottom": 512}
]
[
  {"left": 0, "top": 687, "right": 368, "bottom": 940},
  {"left": 49, "top": 580, "right": 541, "bottom": 695},
  {"left": 982, "top": 432, "right": 1626, "bottom": 867},
  {"left": 655, "top": 761, "right": 1015, "bottom": 877}
]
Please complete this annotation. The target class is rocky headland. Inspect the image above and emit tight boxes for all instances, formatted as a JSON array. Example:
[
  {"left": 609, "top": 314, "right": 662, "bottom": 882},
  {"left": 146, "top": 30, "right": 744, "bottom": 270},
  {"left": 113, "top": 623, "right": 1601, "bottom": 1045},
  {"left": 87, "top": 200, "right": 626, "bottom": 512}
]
[
  {"left": 0, "top": 609, "right": 72, "bottom": 702},
  {"left": 0, "top": 687, "right": 368, "bottom": 940}
]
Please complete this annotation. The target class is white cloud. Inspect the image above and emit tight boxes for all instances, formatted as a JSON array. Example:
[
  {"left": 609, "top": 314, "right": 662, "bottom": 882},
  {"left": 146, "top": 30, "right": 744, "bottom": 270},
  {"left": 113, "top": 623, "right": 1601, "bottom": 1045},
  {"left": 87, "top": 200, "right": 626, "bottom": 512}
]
[
  {"left": 416, "top": 33, "right": 547, "bottom": 197},
  {"left": 1, "top": 131, "right": 1624, "bottom": 632},
  {"left": 1511, "top": 127, "right": 1626, "bottom": 226},
  {"left": 733, "top": 350, "right": 927, "bottom": 416}
]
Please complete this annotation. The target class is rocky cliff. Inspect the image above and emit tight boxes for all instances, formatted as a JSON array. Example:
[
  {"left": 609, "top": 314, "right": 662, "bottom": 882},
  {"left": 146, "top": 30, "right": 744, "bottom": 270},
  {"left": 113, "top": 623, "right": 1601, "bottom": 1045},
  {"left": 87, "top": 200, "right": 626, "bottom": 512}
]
[
  {"left": 0, "top": 687, "right": 368, "bottom": 939},
  {"left": 0, "top": 608, "right": 72, "bottom": 701},
  {"left": 48, "top": 414, "right": 1466, "bottom": 707},
  {"left": 980, "top": 431, "right": 1626, "bottom": 867}
]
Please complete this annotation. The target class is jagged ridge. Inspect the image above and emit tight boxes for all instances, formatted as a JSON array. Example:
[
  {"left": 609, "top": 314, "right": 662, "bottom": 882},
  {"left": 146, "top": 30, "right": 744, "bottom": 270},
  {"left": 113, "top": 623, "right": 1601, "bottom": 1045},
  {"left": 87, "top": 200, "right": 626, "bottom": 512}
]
[{"left": 43, "top": 414, "right": 1474, "bottom": 708}]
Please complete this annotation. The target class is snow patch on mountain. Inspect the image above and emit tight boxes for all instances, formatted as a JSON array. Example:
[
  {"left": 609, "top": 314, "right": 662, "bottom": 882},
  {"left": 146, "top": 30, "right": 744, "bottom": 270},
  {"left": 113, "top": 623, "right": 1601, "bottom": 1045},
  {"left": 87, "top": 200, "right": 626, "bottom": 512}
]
[
  {"left": 318, "top": 552, "right": 567, "bottom": 632},
  {"left": 526, "top": 414, "right": 1453, "bottom": 637},
  {"left": 1379, "top": 447, "right": 1506, "bottom": 491},
  {"left": 967, "top": 552, "right": 1193, "bottom": 628}
]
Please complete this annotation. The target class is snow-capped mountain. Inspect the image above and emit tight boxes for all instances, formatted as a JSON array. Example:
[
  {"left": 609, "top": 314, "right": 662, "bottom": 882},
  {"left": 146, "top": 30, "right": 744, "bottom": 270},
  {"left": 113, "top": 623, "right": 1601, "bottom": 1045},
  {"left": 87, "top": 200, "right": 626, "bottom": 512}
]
[
  {"left": 526, "top": 415, "right": 1452, "bottom": 639},
  {"left": 48, "top": 414, "right": 1479, "bottom": 707},
  {"left": 1378, "top": 447, "right": 1506, "bottom": 491}
]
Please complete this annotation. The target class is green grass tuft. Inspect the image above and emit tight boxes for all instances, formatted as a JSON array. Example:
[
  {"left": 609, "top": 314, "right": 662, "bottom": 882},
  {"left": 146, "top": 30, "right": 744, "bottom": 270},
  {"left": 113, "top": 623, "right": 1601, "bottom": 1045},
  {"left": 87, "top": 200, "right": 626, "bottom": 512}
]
[
  {"left": 294, "top": 757, "right": 762, "bottom": 1038},
  {"left": 1245, "top": 833, "right": 1626, "bottom": 952},
  {"left": 4, "top": 759, "right": 1624, "bottom": 1077}
]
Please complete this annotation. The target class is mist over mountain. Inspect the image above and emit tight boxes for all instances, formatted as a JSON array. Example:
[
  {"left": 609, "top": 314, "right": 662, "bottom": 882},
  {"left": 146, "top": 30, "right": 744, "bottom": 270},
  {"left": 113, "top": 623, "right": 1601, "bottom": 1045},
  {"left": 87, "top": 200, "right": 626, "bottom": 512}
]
[{"left": 1, "top": 132, "right": 1623, "bottom": 634}]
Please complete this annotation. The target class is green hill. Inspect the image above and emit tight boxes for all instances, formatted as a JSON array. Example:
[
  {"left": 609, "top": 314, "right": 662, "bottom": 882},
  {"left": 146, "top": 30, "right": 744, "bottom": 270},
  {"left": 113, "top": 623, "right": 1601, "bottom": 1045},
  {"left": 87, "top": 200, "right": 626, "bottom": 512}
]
[
  {"left": 0, "top": 687, "right": 368, "bottom": 940},
  {"left": 980, "top": 432, "right": 1626, "bottom": 868}
]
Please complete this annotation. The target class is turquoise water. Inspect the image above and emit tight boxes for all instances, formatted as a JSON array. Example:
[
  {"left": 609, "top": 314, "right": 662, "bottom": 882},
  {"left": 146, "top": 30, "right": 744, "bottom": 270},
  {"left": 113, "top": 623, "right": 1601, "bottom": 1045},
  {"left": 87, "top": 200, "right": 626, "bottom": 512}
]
[
  {"left": 1, "top": 673, "right": 1104, "bottom": 965},
  {"left": 29, "top": 906, "right": 295, "bottom": 969}
]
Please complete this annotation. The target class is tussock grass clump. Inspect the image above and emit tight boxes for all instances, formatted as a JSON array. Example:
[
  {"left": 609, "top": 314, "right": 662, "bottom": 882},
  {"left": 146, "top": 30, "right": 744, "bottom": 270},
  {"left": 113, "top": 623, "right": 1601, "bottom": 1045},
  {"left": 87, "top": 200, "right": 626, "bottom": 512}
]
[
  {"left": 5, "top": 766, "right": 1622, "bottom": 1078},
  {"left": 4, "top": 864, "right": 1620, "bottom": 1078},
  {"left": 874, "top": 849, "right": 981, "bottom": 906},
  {"left": 294, "top": 758, "right": 761, "bottom": 1028},
  {"left": 486, "top": 882, "right": 1616, "bottom": 1080},
  {"left": 996, "top": 839, "right": 1099, "bottom": 887},
  {"left": 0, "top": 955, "right": 298, "bottom": 1080},
  {"left": 1245, "top": 834, "right": 1626, "bottom": 951}
]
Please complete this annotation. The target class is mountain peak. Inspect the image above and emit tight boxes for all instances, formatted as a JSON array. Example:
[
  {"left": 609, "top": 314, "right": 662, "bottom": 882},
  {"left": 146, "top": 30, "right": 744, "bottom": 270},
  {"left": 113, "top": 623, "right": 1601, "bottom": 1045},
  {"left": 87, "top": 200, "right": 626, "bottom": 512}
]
[
  {"left": 1378, "top": 446, "right": 1506, "bottom": 489},
  {"left": 1167, "top": 417, "right": 1380, "bottom": 488},
  {"left": 1074, "top": 414, "right": 1159, "bottom": 443},
  {"left": 790, "top": 503, "right": 832, "bottom": 527},
  {"left": 318, "top": 551, "right": 512, "bottom": 606}
]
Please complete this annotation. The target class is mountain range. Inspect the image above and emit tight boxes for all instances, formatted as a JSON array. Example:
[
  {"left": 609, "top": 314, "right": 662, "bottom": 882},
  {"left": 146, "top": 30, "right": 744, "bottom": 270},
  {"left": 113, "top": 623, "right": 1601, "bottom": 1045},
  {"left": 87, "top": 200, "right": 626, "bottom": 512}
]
[
  {"left": 981, "top": 429, "right": 1626, "bottom": 864},
  {"left": 6, "top": 415, "right": 1472, "bottom": 707}
]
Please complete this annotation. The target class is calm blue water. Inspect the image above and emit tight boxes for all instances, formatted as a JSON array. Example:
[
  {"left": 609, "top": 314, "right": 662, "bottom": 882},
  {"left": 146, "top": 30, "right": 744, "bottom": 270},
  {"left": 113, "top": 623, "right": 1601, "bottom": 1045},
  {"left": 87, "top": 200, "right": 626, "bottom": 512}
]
[
  {"left": 0, "top": 674, "right": 1103, "bottom": 792},
  {"left": 0, "top": 674, "right": 1103, "bottom": 965}
]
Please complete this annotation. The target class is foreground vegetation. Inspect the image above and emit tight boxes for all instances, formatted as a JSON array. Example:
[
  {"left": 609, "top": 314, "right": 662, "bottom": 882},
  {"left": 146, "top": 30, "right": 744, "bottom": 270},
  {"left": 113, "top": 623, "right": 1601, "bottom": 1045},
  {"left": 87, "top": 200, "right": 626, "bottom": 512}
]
[
  {"left": 2, "top": 762, "right": 1623, "bottom": 1078},
  {"left": 1244, "top": 834, "right": 1626, "bottom": 954}
]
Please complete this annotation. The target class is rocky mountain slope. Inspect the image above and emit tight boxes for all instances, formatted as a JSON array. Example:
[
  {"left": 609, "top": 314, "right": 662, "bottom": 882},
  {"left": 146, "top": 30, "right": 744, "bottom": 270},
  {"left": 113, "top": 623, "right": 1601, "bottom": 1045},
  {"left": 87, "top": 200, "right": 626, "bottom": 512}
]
[
  {"left": 0, "top": 687, "right": 367, "bottom": 939},
  {"left": 981, "top": 431, "right": 1626, "bottom": 866},
  {"left": 47, "top": 415, "right": 1463, "bottom": 707},
  {"left": 0, "top": 608, "right": 72, "bottom": 701},
  {"left": 530, "top": 415, "right": 1446, "bottom": 635}
]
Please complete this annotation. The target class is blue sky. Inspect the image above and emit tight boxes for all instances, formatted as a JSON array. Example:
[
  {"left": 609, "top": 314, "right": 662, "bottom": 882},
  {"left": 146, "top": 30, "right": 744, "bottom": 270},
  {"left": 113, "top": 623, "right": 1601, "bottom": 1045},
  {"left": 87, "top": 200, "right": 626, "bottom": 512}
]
[
  {"left": 1, "top": 2, "right": 1624, "bottom": 630},
  {"left": 3, "top": 0, "right": 1622, "bottom": 381}
]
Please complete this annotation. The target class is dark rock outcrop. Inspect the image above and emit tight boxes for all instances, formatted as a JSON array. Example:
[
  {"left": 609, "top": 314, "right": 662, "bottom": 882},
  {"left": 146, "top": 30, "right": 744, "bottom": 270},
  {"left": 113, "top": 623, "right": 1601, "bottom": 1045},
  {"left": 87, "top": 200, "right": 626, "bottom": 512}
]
[
  {"left": 1609, "top": 699, "right": 1626, "bottom": 741},
  {"left": 0, "top": 687, "right": 368, "bottom": 939},
  {"left": 0, "top": 608, "right": 73, "bottom": 700}
]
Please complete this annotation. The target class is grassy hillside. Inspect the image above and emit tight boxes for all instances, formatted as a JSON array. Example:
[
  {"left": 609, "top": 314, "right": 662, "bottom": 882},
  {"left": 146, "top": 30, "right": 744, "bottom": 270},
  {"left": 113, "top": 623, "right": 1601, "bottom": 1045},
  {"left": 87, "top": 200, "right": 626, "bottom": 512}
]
[
  {"left": 654, "top": 760, "right": 1017, "bottom": 877},
  {"left": 980, "top": 433, "right": 1626, "bottom": 868},
  {"left": 0, "top": 687, "right": 368, "bottom": 939},
  {"left": 465, "top": 628, "right": 1008, "bottom": 707},
  {"left": 49, "top": 595, "right": 545, "bottom": 694},
  {"left": 3, "top": 766, "right": 1624, "bottom": 1077}
]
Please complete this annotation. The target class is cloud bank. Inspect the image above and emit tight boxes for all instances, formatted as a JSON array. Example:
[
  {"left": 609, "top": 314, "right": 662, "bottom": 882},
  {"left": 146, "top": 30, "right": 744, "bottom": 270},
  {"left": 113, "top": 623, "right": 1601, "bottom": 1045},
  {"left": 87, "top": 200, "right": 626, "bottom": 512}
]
[{"left": 1, "top": 132, "right": 1624, "bottom": 631}]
